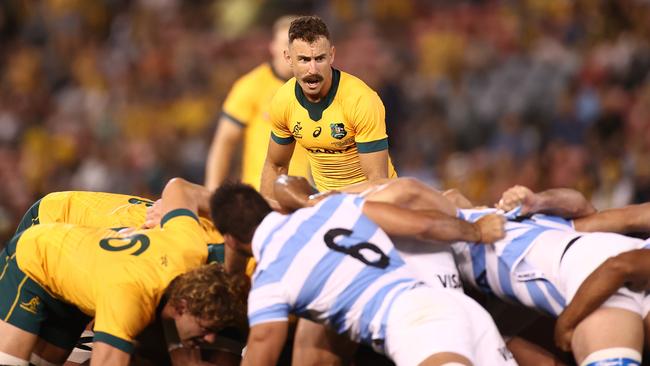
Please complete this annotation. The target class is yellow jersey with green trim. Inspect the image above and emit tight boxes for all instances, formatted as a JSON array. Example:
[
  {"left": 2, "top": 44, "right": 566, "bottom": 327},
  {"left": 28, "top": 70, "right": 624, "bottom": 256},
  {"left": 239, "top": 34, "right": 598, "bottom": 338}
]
[
  {"left": 37, "top": 191, "right": 154, "bottom": 228},
  {"left": 222, "top": 63, "right": 310, "bottom": 189},
  {"left": 269, "top": 69, "right": 397, "bottom": 191},
  {"left": 14, "top": 209, "right": 208, "bottom": 347},
  {"left": 26, "top": 191, "right": 224, "bottom": 245}
]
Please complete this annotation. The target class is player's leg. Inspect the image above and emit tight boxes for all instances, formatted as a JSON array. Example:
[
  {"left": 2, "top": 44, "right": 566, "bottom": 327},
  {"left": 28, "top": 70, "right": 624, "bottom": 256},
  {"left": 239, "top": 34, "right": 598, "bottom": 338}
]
[
  {"left": 560, "top": 233, "right": 645, "bottom": 365},
  {"left": 292, "top": 319, "right": 357, "bottom": 366},
  {"left": 0, "top": 244, "right": 43, "bottom": 364},
  {"left": 571, "top": 307, "right": 642, "bottom": 364},
  {"left": 384, "top": 287, "right": 515, "bottom": 366}
]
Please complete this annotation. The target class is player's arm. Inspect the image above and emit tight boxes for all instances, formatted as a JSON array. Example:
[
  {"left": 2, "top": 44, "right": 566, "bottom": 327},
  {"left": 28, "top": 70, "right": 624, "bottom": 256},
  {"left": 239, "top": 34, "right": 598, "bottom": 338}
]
[
  {"left": 362, "top": 201, "right": 505, "bottom": 244},
  {"left": 496, "top": 185, "right": 596, "bottom": 218},
  {"left": 555, "top": 249, "right": 650, "bottom": 351},
  {"left": 358, "top": 149, "right": 389, "bottom": 181},
  {"left": 205, "top": 116, "right": 244, "bottom": 190},
  {"left": 260, "top": 138, "right": 295, "bottom": 204},
  {"left": 573, "top": 203, "right": 650, "bottom": 233},
  {"left": 242, "top": 321, "right": 288, "bottom": 366},
  {"left": 90, "top": 342, "right": 130, "bottom": 366},
  {"left": 161, "top": 178, "right": 211, "bottom": 218}
]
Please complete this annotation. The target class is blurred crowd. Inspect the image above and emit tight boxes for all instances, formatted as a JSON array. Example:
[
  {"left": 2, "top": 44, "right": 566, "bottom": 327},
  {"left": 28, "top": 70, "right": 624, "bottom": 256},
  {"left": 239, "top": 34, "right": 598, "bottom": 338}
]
[{"left": 0, "top": 0, "right": 649, "bottom": 241}]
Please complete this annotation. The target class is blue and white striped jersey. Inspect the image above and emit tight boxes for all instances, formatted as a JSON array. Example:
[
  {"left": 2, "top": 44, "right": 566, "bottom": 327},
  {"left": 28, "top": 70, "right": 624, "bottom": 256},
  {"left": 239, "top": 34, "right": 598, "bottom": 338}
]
[
  {"left": 452, "top": 207, "right": 576, "bottom": 316},
  {"left": 248, "top": 193, "right": 421, "bottom": 348}
]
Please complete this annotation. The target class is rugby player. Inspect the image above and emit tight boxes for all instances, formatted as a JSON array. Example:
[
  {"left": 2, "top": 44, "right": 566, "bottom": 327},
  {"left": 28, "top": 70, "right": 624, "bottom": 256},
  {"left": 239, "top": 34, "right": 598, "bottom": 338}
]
[
  {"left": 259, "top": 15, "right": 397, "bottom": 204},
  {"left": 205, "top": 15, "right": 310, "bottom": 192},
  {"left": 0, "top": 178, "right": 246, "bottom": 366}
]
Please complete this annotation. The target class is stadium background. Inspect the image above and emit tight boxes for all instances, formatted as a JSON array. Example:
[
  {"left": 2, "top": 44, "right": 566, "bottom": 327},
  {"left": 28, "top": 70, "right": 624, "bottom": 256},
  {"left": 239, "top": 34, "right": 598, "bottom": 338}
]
[{"left": 0, "top": 0, "right": 649, "bottom": 244}]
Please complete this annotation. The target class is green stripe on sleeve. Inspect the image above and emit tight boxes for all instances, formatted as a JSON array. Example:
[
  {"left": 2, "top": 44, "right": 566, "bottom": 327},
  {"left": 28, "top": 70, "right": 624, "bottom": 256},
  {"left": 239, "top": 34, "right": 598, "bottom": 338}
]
[
  {"left": 94, "top": 332, "right": 135, "bottom": 354},
  {"left": 221, "top": 112, "right": 245, "bottom": 128},
  {"left": 160, "top": 209, "right": 199, "bottom": 228},
  {"left": 357, "top": 138, "right": 389, "bottom": 153},
  {"left": 271, "top": 132, "right": 295, "bottom": 145}
]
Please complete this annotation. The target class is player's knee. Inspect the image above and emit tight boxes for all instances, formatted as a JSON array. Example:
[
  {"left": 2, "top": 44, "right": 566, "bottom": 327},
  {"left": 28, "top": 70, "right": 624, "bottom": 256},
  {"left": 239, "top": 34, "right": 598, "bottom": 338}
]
[
  {"left": 579, "top": 347, "right": 641, "bottom": 366},
  {"left": 0, "top": 351, "right": 29, "bottom": 366}
]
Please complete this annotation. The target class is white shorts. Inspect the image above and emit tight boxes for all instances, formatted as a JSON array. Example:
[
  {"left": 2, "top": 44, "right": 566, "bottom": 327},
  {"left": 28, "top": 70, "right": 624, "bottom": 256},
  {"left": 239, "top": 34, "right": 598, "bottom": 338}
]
[
  {"left": 526, "top": 231, "right": 644, "bottom": 315},
  {"left": 383, "top": 286, "right": 516, "bottom": 366},
  {"left": 394, "top": 237, "right": 463, "bottom": 291}
]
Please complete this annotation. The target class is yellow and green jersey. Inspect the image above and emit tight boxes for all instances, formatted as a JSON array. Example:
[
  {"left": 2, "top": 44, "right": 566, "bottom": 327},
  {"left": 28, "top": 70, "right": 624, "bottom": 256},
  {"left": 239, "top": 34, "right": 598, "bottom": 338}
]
[
  {"left": 269, "top": 69, "right": 397, "bottom": 191},
  {"left": 14, "top": 209, "right": 207, "bottom": 349},
  {"left": 16, "top": 191, "right": 224, "bottom": 246},
  {"left": 222, "top": 63, "right": 310, "bottom": 189}
]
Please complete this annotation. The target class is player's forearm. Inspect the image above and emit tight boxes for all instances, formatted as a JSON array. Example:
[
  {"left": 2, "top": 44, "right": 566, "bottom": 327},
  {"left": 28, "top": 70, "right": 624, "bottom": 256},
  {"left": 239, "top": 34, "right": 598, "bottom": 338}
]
[
  {"left": 531, "top": 188, "right": 596, "bottom": 218},
  {"left": 205, "top": 122, "right": 241, "bottom": 190},
  {"left": 558, "top": 257, "right": 629, "bottom": 330},
  {"left": 260, "top": 160, "right": 287, "bottom": 200},
  {"left": 575, "top": 203, "right": 650, "bottom": 233},
  {"left": 419, "top": 210, "right": 482, "bottom": 243},
  {"left": 205, "top": 144, "right": 236, "bottom": 191},
  {"left": 163, "top": 178, "right": 212, "bottom": 216}
]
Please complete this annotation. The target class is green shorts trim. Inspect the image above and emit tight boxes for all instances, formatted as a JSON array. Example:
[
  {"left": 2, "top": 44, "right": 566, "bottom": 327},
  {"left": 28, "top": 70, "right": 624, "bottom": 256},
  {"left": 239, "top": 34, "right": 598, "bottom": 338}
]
[
  {"left": 94, "top": 331, "right": 135, "bottom": 354},
  {"left": 0, "top": 236, "right": 92, "bottom": 350}
]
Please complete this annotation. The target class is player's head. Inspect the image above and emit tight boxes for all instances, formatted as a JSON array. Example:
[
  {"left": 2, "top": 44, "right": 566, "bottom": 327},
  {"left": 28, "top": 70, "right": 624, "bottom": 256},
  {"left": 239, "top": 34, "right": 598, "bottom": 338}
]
[
  {"left": 210, "top": 182, "right": 272, "bottom": 252},
  {"left": 270, "top": 15, "right": 298, "bottom": 79},
  {"left": 165, "top": 263, "right": 249, "bottom": 347},
  {"left": 285, "top": 15, "right": 335, "bottom": 101}
]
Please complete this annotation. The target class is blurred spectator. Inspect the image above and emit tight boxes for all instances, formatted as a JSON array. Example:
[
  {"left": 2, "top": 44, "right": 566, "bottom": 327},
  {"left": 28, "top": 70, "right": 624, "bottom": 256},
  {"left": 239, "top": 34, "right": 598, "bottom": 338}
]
[{"left": 1, "top": 0, "right": 650, "bottom": 243}]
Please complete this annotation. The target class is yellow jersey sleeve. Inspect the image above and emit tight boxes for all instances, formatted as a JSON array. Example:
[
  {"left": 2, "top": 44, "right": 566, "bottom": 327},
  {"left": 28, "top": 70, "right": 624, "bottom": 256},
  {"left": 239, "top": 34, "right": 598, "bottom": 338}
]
[
  {"left": 349, "top": 90, "right": 389, "bottom": 153},
  {"left": 94, "top": 284, "right": 156, "bottom": 353},
  {"left": 269, "top": 82, "right": 295, "bottom": 142},
  {"left": 222, "top": 69, "right": 259, "bottom": 127}
]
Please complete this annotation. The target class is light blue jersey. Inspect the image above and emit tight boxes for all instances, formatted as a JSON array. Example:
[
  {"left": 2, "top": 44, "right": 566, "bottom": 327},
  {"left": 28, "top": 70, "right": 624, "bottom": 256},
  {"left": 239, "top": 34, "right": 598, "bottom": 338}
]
[
  {"left": 453, "top": 207, "right": 576, "bottom": 316},
  {"left": 248, "top": 193, "right": 421, "bottom": 349}
]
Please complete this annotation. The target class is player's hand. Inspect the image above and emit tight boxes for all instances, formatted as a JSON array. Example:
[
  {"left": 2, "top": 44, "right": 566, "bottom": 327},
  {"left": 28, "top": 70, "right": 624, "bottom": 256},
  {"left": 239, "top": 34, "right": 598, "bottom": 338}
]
[
  {"left": 474, "top": 214, "right": 505, "bottom": 243},
  {"left": 496, "top": 185, "right": 538, "bottom": 214},
  {"left": 144, "top": 199, "right": 163, "bottom": 228},
  {"left": 554, "top": 313, "right": 575, "bottom": 352}
]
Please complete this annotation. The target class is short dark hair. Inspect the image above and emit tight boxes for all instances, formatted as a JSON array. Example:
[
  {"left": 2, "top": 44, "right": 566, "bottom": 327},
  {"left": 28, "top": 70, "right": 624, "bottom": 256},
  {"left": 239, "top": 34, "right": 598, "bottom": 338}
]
[
  {"left": 210, "top": 182, "right": 272, "bottom": 243},
  {"left": 288, "top": 15, "right": 330, "bottom": 44}
]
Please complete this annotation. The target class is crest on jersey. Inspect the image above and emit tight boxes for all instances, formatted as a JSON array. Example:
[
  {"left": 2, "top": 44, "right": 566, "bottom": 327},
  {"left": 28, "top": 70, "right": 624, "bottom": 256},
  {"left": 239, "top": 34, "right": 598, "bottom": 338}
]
[
  {"left": 330, "top": 123, "right": 347, "bottom": 140},
  {"left": 292, "top": 122, "right": 303, "bottom": 139},
  {"left": 20, "top": 296, "right": 41, "bottom": 315}
]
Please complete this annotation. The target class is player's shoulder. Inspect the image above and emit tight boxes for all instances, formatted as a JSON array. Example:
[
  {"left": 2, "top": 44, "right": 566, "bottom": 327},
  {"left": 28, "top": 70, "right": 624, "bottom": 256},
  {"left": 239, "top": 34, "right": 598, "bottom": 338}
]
[
  {"left": 229, "top": 63, "right": 272, "bottom": 91},
  {"left": 338, "top": 70, "right": 377, "bottom": 97},
  {"left": 275, "top": 76, "right": 298, "bottom": 101}
]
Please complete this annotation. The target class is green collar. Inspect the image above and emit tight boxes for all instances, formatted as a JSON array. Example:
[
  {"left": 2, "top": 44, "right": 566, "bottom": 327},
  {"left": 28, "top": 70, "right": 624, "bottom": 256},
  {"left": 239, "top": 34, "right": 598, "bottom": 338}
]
[{"left": 294, "top": 68, "right": 341, "bottom": 121}]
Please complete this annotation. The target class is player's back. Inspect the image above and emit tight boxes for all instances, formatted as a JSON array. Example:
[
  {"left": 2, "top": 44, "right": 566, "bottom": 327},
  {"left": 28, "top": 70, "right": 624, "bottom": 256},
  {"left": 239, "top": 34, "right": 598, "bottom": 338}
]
[
  {"left": 249, "top": 193, "right": 419, "bottom": 344},
  {"left": 13, "top": 210, "right": 207, "bottom": 317}
]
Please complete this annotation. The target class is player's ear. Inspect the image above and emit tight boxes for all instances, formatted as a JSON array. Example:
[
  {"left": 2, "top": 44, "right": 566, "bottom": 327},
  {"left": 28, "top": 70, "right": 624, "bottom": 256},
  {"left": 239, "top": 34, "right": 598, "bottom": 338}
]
[
  {"left": 330, "top": 45, "right": 335, "bottom": 64},
  {"left": 174, "top": 299, "right": 188, "bottom": 315},
  {"left": 284, "top": 49, "right": 291, "bottom": 66}
]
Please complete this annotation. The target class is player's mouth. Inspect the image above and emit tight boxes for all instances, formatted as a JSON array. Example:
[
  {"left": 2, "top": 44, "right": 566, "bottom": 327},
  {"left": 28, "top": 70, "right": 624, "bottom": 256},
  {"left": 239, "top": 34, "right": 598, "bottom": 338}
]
[{"left": 303, "top": 75, "right": 323, "bottom": 90}]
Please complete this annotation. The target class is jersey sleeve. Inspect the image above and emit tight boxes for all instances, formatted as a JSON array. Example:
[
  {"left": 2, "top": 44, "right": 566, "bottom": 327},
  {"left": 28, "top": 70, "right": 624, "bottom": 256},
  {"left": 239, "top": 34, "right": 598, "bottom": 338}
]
[
  {"left": 93, "top": 284, "right": 155, "bottom": 353},
  {"left": 269, "top": 84, "right": 295, "bottom": 145},
  {"left": 160, "top": 209, "right": 208, "bottom": 253},
  {"left": 247, "top": 279, "right": 291, "bottom": 326},
  {"left": 222, "top": 74, "right": 258, "bottom": 127},
  {"left": 350, "top": 91, "right": 389, "bottom": 153}
]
